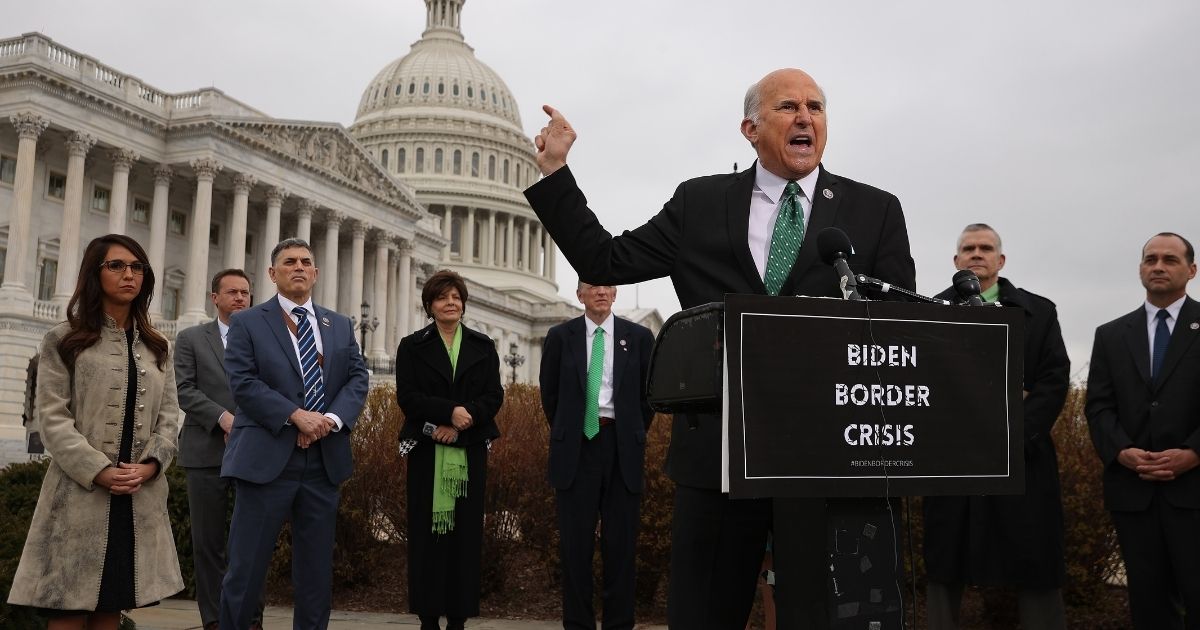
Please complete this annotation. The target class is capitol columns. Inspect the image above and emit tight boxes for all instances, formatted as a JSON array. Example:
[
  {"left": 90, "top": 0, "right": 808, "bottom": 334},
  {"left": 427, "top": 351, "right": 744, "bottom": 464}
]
[
  {"left": 1, "top": 112, "right": 49, "bottom": 303},
  {"left": 108, "top": 148, "right": 140, "bottom": 234},
  {"left": 225, "top": 173, "right": 256, "bottom": 271},
  {"left": 505, "top": 213, "right": 516, "bottom": 270},
  {"left": 396, "top": 238, "right": 413, "bottom": 337},
  {"left": 543, "top": 230, "right": 554, "bottom": 280},
  {"left": 54, "top": 131, "right": 98, "bottom": 302},
  {"left": 523, "top": 220, "right": 534, "bottom": 273},
  {"left": 321, "top": 210, "right": 343, "bottom": 310},
  {"left": 441, "top": 208, "right": 452, "bottom": 261},
  {"left": 463, "top": 207, "right": 476, "bottom": 263},
  {"left": 371, "top": 233, "right": 393, "bottom": 360},
  {"left": 259, "top": 186, "right": 287, "bottom": 303},
  {"left": 295, "top": 198, "right": 317, "bottom": 242},
  {"left": 484, "top": 209, "right": 496, "bottom": 265},
  {"left": 182, "top": 157, "right": 222, "bottom": 322},
  {"left": 348, "top": 220, "right": 366, "bottom": 325},
  {"left": 148, "top": 164, "right": 173, "bottom": 316}
]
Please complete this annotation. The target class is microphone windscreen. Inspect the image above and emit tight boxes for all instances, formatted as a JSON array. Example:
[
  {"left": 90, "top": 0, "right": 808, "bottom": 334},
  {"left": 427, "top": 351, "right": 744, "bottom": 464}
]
[
  {"left": 952, "top": 269, "right": 982, "bottom": 296},
  {"left": 817, "top": 227, "right": 853, "bottom": 266}
]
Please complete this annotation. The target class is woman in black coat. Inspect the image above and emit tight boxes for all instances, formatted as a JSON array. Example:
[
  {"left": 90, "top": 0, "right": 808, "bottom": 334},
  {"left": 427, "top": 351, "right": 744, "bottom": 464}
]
[{"left": 396, "top": 269, "right": 503, "bottom": 630}]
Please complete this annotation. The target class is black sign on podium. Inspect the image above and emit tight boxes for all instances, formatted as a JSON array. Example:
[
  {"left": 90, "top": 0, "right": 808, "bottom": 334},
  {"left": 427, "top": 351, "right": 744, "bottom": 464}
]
[{"left": 723, "top": 294, "right": 1025, "bottom": 498}]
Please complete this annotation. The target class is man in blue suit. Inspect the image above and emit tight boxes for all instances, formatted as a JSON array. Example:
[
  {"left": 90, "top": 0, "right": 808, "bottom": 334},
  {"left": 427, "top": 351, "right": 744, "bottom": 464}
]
[
  {"left": 219, "top": 238, "right": 370, "bottom": 630},
  {"left": 540, "top": 282, "right": 655, "bottom": 630}
]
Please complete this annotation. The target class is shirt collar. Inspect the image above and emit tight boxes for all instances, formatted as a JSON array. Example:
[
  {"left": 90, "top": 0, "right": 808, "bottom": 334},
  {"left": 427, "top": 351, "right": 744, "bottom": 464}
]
[
  {"left": 1145, "top": 296, "right": 1186, "bottom": 323},
  {"left": 754, "top": 161, "right": 820, "bottom": 206},
  {"left": 585, "top": 312, "right": 615, "bottom": 338},
  {"left": 277, "top": 293, "right": 315, "bottom": 318},
  {"left": 217, "top": 318, "right": 230, "bottom": 339}
]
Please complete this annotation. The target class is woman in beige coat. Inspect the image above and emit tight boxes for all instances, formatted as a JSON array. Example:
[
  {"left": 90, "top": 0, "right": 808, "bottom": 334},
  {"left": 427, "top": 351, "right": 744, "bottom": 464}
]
[{"left": 7, "top": 234, "right": 183, "bottom": 629}]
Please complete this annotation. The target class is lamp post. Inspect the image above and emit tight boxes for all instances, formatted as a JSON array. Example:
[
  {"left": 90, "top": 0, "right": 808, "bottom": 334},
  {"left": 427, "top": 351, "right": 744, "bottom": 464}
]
[
  {"left": 503, "top": 341, "right": 525, "bottom": 385},
  {"left": 350, "top": 300, "right": 379, "bottom": 357}
]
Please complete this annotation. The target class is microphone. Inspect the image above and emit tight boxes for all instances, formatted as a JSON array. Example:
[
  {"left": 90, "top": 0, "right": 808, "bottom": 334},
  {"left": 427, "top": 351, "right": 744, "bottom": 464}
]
[
  {"left": 817, "top": 227, "right": 862, "bottom": 301},
  {"left": 952, "top": 269, "right": 986, "bottom": 306}
]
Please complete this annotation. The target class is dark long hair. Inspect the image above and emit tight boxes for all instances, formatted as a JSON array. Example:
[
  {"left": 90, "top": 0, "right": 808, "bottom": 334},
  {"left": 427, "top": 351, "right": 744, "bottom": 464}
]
[{"left": 57, "top": 234, "right": 169, "bottom": 370}]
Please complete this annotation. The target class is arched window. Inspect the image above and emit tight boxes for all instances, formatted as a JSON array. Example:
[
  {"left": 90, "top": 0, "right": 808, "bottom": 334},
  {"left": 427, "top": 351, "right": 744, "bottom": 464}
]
[
  {"left": 502, "top": 158, "right": 509, "bottom": 184},
  {"left": 409, "top": 82, "right": 416, "bottom": 95},
  {"left": 467, "top": 85, "right": 474, "bottom": 98},
  {"left": 422, "top": 81, "right": 430, "bottom": 95},
  {"left": 398, "top": 147, "right": 406, "bottom": 173},
  {"left": 415, "top": 147, "right": 425, "bottom": 173},
  {"left": 434, "top": 148, "right": 444, "bottom": 173},
  {"left": 394, "top": 85, "right": 401, "bottom": 96},
  {"left": 381, "top": 149, "right": 389, "bottom": 169},
  {"left": 453, "top": 83, "right": 460, "bottom": 96},
  {"left": 480, "top": 88, "right": 486, "bottom": 101},
  {"left": 471, "top": 152, "right": 480, "bottom": 178},
  {"left": 438, "top": 81, "right": 445, "bottom": 95},
  {"left": 453, "top": 150, "right": 462, "bottom": 175},
  {"left": 488, "top": 155, "right": 496, "bottom": 181}
]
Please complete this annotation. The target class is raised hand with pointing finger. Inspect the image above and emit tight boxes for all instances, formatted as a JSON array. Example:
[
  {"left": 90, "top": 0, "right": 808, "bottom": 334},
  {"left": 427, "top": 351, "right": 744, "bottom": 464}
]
[{"left": 534, "top": 104, "right": 576, "bottom": 176}]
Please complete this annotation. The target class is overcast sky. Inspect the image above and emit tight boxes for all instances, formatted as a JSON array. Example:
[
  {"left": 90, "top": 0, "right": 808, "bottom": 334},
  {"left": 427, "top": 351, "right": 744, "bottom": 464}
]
[{"left": 9, "top": 0, "right": 1199, "bottom": 376}]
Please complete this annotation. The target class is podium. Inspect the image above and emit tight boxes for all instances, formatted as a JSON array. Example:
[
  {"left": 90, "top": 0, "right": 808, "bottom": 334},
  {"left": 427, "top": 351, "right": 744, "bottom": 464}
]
[{"left": 648, "top": 295, "right": 1025, "bottom": 628}]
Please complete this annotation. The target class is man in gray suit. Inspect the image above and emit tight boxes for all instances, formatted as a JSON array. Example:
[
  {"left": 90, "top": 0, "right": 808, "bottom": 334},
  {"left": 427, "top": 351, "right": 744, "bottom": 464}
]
[{"left": 175, "top": 269, "right": 260, "bottom": 630}]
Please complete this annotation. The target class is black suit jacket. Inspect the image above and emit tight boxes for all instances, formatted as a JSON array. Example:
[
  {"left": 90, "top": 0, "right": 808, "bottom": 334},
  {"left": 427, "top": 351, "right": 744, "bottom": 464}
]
[
  {"left": 525, "top": 163, "right": 916, "bottom": 489},
  {"left": 540, "top": 315, "right": 655, "bottom": 492},
  {"left": 1086, "top": 296, "right": 1200, "bottom": 511},
  {"left": 175, "top": 319, "right": 234, "bottom": 468},
  {"left": 395, "top": 322, "right": 503, "bottom": 446}
]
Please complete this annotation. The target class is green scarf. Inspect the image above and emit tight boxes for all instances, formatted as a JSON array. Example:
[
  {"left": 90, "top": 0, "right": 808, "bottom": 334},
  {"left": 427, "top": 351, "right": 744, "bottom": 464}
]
[{"left": 432, "top": 324, "right": 468, "bottom": 534}]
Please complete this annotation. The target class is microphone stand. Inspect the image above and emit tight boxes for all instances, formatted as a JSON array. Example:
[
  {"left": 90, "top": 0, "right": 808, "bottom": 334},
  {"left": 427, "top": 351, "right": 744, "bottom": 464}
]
[{"left": 854, "top": 274, "right": 953, "bottom": 305}]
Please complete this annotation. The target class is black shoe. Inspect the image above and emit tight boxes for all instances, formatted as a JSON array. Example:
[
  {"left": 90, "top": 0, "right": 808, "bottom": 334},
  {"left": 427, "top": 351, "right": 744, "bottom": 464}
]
[
  {"left": 419, "top": 615, "right": 442, "bottom": 630},
  {"left": 446, "top": 617, "right": 466, "bottom": 630}
]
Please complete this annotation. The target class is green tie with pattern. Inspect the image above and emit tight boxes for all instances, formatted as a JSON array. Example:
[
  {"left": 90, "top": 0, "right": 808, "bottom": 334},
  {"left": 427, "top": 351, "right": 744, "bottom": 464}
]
[
  {"left": 583, "top": 327, "right": 605, "bottom": 439},
  {"left": 764, "top": 180, "right": 805, "bottom": 296}
]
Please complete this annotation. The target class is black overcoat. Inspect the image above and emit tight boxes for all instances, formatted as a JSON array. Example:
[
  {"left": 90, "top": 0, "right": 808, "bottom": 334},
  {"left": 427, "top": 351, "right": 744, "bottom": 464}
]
[{"left": 924, "top": 277, "right": 1070, "bottom": 588}]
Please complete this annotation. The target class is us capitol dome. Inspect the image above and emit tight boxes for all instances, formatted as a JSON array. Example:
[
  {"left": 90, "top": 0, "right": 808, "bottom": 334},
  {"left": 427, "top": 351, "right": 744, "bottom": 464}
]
[{"left": 350, "top": 0, "right": 558, "bottom": 302}]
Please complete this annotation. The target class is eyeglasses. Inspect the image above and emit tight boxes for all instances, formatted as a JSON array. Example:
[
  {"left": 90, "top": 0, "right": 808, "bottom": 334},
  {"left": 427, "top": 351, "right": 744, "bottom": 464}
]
[{"left": 100, "top": 260, "right": 149, "bottom": 275}]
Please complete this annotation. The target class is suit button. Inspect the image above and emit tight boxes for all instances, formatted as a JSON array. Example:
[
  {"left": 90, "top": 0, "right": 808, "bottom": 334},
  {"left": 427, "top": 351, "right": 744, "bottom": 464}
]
[
  {"left": 137, "top": 404, "right": 145, "bottom": 411},
  {"left": 139, "top": 369, "right": 147, "bottom": 376},
  {"left": 1151, "top": 401, "right": 1159, "bottom": 407}
]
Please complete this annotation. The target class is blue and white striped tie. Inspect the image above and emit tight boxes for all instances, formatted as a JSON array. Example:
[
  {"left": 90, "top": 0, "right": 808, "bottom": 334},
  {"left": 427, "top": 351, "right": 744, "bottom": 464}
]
[{"left": 292, "top": 306, "right": 326, "bottom": 412}]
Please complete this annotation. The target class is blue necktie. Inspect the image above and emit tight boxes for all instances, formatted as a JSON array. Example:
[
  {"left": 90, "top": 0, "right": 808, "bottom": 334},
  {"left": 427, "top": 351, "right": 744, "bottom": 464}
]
[
  {"left": 293, "top": 306, "right": 326, "bottom": 412},
  {"left": 1151, "top": 309, "right": 1171, "bottom": 383}
]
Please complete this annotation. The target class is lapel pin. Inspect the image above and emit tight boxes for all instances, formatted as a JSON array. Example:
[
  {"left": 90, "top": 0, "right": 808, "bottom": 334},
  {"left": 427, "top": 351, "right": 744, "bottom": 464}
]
[
  {"left": 321, "top": 317, "right": 331, "bottom": 327},
  {"left": 1191, "top": 322, "right": 1199, "bottom": 330},
  {"left": 823, "top": 188, "right": 834, "bottom": 199}
]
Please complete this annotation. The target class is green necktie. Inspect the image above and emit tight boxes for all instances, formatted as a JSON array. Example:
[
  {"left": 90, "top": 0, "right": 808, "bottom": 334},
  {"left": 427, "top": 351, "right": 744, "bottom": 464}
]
[
  {"left": 764, "top": 180, "right": 805, "bottom": 296},
  {"left": 583, "top": 327, "right": 606, "bottom": 439}
]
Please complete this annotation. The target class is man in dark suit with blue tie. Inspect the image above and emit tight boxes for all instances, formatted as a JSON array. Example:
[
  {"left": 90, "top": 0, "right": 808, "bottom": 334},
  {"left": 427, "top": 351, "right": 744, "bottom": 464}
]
[
  {"left": 540, "top": 282, "right": 654, "bottom": 630},
  {"left": 1087, "top": 232, "right": 1200, "bottom": 629},
  {"left": 219, "top": 238, "right": 370, "bottom": 630}
]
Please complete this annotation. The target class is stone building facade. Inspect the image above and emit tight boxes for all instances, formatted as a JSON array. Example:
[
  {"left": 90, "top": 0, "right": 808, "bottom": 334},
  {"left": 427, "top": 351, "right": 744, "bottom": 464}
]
[{"left": 0, "top": 1, "right": 660, "bottom": 463}]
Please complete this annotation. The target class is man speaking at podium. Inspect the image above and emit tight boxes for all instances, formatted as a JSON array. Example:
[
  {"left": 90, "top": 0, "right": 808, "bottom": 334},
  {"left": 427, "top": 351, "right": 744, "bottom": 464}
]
[{"left": 525, "top": 68, "right": 915, "bottom": 629}]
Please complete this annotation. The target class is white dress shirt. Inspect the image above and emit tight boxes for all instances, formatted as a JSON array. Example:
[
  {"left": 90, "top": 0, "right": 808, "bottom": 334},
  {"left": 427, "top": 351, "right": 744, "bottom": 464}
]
[
  {"left": 277, "top": 294, "right": 342, "bottom": 430},
  {"left": 1145, "top": 296, "right": 1185, "bottom": 366},
  {"left": 218, "top": 318, "right": 230, "bottom": 349},
  {"left": 748, "top": 161, "right": 820, "bottom": 280},
  {"left": 584, "top": 313, "right": 616, "bottom": 419}
]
